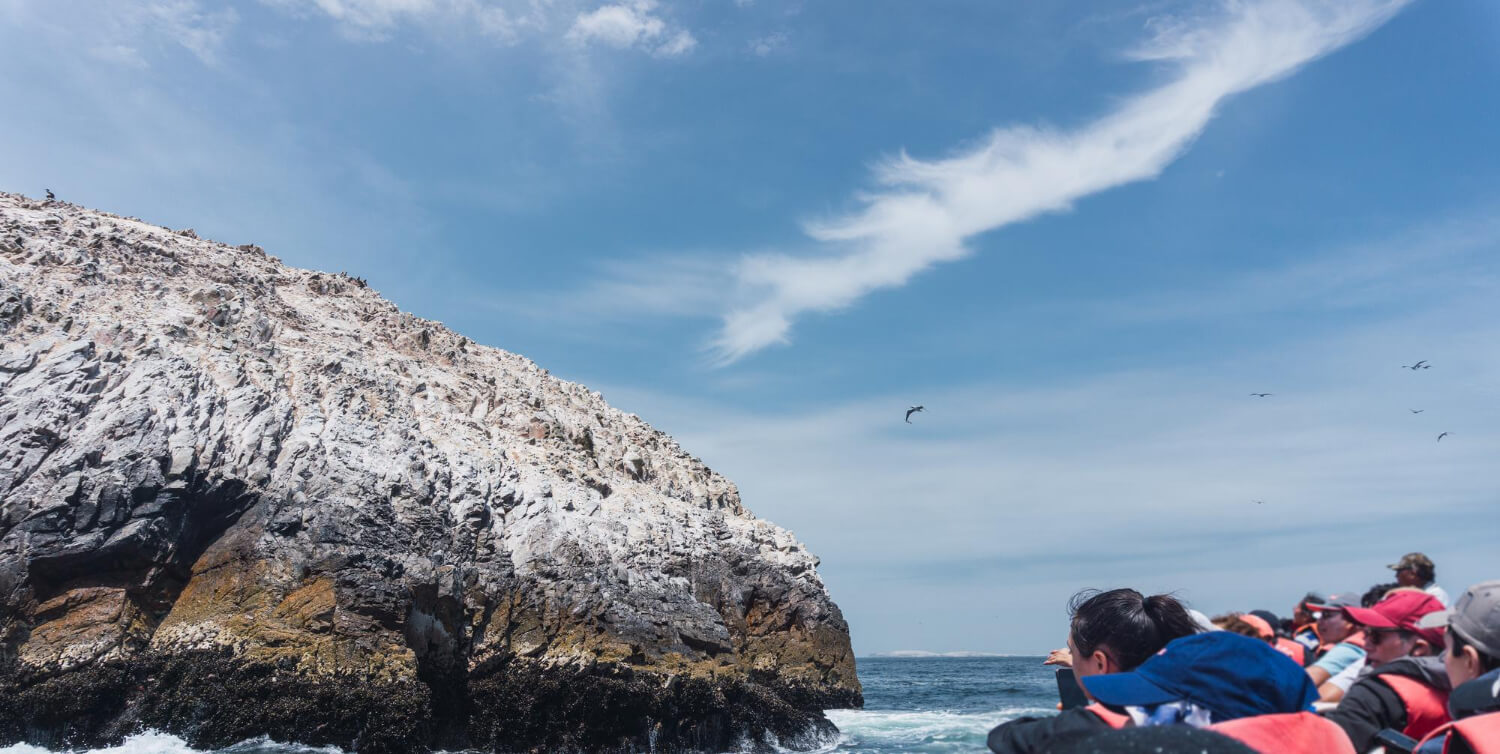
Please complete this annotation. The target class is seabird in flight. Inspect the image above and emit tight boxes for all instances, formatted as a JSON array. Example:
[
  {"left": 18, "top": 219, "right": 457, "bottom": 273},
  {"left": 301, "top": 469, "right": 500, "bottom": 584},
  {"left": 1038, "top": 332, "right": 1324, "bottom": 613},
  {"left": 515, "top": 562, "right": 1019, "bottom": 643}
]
[
  {"left": 1402, "top": 360, "right": 1430, "bottom": 370},
  {"left": 905, "top": 405, "right": 924, "bottom": 424},
  {"left": 1250, "top": 393, "right": 1273, "bottom": 398},
  {"left": 1410, "top": 409, "right": 1424, "bottom": 414},
  {"left": 1437, "top": 432, "right": 1450, "bottom": 442}
]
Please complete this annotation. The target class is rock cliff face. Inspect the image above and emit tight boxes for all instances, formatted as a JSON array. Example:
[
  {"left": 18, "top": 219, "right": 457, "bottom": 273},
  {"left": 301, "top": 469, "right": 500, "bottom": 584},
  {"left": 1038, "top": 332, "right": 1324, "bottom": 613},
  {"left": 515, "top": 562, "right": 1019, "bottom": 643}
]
[{"left": 0, "top": 192, "right": 860, "bottom": 753}]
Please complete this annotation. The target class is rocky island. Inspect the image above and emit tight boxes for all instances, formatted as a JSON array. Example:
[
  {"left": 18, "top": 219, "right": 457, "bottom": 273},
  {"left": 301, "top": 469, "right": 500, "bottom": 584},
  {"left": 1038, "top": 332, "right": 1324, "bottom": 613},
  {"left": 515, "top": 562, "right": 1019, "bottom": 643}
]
[{"left": 0, "top": 192, "right": 861, "bottom": 753}]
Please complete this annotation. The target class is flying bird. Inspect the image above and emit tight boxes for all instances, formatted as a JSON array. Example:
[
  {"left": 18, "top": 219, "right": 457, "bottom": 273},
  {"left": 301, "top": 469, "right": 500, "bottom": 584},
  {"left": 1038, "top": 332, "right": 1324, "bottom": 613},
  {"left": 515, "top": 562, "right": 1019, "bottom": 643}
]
[
  {"left": 1250, "top": 393, "right": 1273, "bottom": 398},
  {"left": 905, "top": 405, "right": 924, "bottom": 424},
  {"left": 45, "top": 189, "right": 54, "bottom": 200},
  {"left": 1254, "top": 500, "right": 1266, "bottom": 505},
  {"left": 1402, "top": 360, "right": 1429, "bottom": 370},
  {"left": 1437, "top": 432, "right": 1450, "bottom": 442},
  {"left": 1410, "top": 409, "right": 1424, "bottom": 414}
]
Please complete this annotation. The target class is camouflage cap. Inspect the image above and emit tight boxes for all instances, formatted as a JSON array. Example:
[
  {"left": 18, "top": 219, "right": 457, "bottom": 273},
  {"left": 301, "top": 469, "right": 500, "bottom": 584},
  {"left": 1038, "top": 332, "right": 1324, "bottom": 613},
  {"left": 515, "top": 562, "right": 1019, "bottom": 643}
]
[{"left": 1388, "top": 552, "right": 1434, "bottom": 572}]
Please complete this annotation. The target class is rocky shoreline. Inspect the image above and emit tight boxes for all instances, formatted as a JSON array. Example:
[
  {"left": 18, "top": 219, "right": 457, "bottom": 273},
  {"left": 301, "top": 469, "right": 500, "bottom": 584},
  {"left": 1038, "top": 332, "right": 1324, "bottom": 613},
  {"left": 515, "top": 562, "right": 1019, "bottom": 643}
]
[{"left": 0, "top": 192, "right": 861, "bottom": 752}]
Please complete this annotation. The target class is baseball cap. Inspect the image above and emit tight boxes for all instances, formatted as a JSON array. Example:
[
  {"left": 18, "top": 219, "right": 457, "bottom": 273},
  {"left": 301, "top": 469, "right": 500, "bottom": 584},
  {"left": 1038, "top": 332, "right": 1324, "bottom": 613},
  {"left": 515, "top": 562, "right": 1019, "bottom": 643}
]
[
  {"left": 1416, "top": 579, "right": 1500, "bottom": 660},
  {"left": 1081, "top": 631, "right": 1317, "bottom": 723},
  {"left": 1388, "top": 552, "right": 1434, "bottom": 572},
  {"left": 1343, "top": 590, "right": 1446, "bottom": 646},
  {"left": 1306, "top": 593, "right": 1359, "bottom": 611}
]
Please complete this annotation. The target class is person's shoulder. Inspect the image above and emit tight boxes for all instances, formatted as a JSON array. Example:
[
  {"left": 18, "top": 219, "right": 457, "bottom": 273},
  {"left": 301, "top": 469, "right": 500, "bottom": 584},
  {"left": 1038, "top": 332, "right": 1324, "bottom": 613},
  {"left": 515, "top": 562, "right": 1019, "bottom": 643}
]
[
  {"left": 987, "top": 708, "right": 1111, "bottom": 754},
  {"left": 1425, "top": 583, "right": 1451, "bottom": 606},
  {"left": 1327, "top": 657, "right": 1366, "bottom": 691},
  {"left": 1313, "top": 643, "right": 1364, "bottom": 670}
]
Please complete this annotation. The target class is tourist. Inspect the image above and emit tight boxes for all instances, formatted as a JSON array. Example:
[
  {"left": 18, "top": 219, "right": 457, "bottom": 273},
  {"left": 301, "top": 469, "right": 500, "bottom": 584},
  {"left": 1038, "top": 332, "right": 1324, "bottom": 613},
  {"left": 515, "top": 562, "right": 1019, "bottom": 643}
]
[
  {"left": 1078, "top": 631, "right": 1351, "bottom": 751},
  {"left": 986, "top": 588, "right": 1199, "bottom": 753},
  {"left": 1210, "top": 613, "right": 1273, "bottom": 643},
  {"left": 1389, "top": 552, "right": 1451, "bottom": 607},
  {"left": 1413, "top": 580, "right": 1500, "bottom": 753},
  {"left": 1290, "top": 593, "right": 1323, "bottom": 655},
  {"left": 1249, "top": 609, "right": 1310, "bottom": 665},
  {"left": 1304, "top": 594, "right": 1363, "bottom": 685},
  {"left": 1324, "top": 590, "right": 1450, "bottom": 749}
]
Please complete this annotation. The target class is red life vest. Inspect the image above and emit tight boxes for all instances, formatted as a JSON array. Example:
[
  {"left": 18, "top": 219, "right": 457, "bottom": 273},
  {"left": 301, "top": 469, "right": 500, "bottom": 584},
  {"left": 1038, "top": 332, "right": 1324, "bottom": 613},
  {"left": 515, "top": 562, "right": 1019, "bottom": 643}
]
[
  {"left": 1083, "top": 706, "right": 1359, "bottom": 753},
  {"left": 1274, "top": 637, "right": 1307, "bottom": 665},
  {"left": 1209, "top": 711, "right": 1356, "bottom": 754},
  {"left": 1084, "top": 703, "right": 1130, "bottom": 729},
  {"left": 1415, "top": 711, "right": 1500, "bottom": 754},
  {"left": 1379, "top": 673, "right": 1452, "bottom": 741}
]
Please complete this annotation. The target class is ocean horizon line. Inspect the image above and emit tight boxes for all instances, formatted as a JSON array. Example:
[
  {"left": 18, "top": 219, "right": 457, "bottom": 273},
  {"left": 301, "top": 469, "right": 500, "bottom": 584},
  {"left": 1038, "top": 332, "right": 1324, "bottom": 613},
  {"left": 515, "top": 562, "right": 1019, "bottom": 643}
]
[{"left": 861, "top": 650, "right": 1044, "bottom": 659}]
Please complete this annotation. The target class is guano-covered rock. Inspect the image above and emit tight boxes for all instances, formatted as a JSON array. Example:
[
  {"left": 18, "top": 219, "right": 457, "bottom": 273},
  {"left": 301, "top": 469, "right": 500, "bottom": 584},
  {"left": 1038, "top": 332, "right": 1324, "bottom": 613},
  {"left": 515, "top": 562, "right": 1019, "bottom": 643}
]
[{"left": 0, "top": 192, "right": 861, "bottom": 753}]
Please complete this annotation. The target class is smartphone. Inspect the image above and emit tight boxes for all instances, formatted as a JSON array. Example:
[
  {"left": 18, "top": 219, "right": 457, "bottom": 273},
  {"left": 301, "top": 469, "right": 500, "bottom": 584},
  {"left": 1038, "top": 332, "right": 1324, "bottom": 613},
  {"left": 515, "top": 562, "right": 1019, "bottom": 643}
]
[
  {"left": 1055, "top": 667, "right": 1089, "bottom": 711},
  {"left": 1373, "top": 728, "right": 1416, "bottom": 754}
]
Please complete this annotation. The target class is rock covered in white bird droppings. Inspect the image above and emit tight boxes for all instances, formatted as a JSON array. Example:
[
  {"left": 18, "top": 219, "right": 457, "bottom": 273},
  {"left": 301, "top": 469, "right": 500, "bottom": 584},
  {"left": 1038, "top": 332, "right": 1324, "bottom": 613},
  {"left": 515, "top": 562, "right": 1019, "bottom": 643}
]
[{"left": 0, "top": 191, "right": 859, "bottom": 753}]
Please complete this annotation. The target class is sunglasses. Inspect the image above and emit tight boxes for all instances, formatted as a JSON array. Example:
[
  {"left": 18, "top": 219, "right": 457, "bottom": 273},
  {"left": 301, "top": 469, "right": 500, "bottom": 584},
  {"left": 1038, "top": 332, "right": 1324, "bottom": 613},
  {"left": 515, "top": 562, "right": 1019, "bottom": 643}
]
[{"left": 1365, "top": 629, "right": 1404, "bottom": 645}]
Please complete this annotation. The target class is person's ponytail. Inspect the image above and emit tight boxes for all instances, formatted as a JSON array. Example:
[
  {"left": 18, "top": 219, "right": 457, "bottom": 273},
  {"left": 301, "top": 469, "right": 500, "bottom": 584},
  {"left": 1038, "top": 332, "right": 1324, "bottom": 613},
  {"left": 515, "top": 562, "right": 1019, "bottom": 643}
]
[
  {"left": 1069, "top": 589, "right": 1197, "bottom": 672},
  {"left": 1144, "top": 594, "right": 1200, "bottom": 642}
]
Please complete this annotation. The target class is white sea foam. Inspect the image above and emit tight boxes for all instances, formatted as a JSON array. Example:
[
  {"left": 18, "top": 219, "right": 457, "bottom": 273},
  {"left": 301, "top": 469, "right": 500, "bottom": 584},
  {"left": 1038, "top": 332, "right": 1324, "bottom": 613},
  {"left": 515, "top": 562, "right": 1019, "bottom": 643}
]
[
  {"left": 819, "top": 707, "right": 1053, "bottom": 752},
  {"left": 0, "top": 731, "right": 348, "bottom": 754},
  {"left": 0, "top": 731, "right": 201, "bottom": 754}
]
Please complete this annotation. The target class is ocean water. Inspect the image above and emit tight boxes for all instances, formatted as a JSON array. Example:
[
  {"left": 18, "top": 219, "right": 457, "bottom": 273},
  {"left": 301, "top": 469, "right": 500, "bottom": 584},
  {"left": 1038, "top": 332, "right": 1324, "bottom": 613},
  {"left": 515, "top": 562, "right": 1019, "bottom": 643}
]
[
  {"left": 821, "top": 657, "right": 1055, "bottom": 753},
  {"left": 0, "top": 657, "right": 1056, "bottom": 754}
]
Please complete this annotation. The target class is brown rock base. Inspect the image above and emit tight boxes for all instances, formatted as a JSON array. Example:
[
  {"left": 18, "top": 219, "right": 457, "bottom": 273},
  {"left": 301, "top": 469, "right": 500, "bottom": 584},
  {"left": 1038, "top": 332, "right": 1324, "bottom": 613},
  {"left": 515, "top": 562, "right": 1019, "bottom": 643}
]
[{"left": 0, "top": 650, "right": 853, "bottom": 753}]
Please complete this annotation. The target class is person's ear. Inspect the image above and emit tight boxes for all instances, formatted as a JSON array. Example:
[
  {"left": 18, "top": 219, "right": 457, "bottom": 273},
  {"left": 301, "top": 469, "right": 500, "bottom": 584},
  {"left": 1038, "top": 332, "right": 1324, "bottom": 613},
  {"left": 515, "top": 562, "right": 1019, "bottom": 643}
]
[
  {"left": 1459, "top": 644, "right": 1482, "bottom": 671},
  {"left": 1412, "top": 638, "right": 1433, "bottom": 657},
  {"left": 1092, "top": 650, "right": 1115, "bottom": 674}
]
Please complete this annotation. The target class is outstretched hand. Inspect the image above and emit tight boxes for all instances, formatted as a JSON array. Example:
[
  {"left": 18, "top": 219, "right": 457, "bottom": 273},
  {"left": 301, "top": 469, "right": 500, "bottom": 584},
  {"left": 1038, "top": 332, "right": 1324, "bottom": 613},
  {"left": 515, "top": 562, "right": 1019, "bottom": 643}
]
[{"left": 1043, "top": 648, "right": 1072, "bottom": 667}]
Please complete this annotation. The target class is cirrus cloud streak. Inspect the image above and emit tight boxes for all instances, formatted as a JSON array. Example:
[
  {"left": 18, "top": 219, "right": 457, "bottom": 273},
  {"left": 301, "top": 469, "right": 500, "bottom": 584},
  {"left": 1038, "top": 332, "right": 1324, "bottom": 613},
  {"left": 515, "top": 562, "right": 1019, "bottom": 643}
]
[{"left": 711, "top": 0, "right": 1412, "bottom": 363}]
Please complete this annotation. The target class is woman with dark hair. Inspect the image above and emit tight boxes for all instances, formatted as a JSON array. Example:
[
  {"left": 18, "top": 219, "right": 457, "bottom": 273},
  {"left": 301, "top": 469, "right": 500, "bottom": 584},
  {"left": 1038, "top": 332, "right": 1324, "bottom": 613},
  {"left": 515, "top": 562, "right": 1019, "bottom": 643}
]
[{"left": 986, "top": 588, "right": 1201, "bottom": 754}]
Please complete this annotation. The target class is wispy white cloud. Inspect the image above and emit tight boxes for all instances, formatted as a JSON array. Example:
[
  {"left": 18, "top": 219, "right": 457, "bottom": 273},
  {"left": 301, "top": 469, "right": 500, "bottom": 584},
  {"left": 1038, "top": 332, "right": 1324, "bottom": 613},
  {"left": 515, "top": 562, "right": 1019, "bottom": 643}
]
[
  {"left": 7, "top": 0, "right": 241, "bottom": 68},
  {"left": 708, "top": 0, "right": 1413, "bottom": 363},
  {"left": 748, "top": 30, "right": 787, "bottom": 57},
  {"left": 147, "top": 0, "right": 238, "bottom": 64},
  {"left": 566, "top": 0, "right": 696, "bottom": 57},
  {"left": 262, "top": 0, "right": 548, "bottom": 42},
  {"left": 262, "top": 0, "right": 702, "bottom": 56}
]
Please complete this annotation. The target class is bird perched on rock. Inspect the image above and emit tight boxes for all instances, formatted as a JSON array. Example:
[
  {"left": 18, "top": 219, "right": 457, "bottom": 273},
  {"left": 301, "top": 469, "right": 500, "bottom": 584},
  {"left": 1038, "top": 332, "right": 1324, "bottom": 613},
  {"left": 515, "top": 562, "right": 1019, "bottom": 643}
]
[
  {"left": 905, "top": 405, "right": 924, "bottom": 423},
  {"left": 45, "top": 189, "right": 54, "bottom": 200},
  {"left": 1437, "top": 432, "right": 1450, "bottom": 442},
  {"left": 1402, "top": 360, "right": 1430, "bottom": 370}
]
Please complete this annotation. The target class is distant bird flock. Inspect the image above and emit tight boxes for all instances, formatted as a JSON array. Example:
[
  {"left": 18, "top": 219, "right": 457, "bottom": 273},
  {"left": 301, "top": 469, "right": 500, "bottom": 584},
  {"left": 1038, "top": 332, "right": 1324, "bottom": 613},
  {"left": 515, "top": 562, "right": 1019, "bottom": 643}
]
[{"left": 905, "top": 359, "right": 1454, "bottom": 509}]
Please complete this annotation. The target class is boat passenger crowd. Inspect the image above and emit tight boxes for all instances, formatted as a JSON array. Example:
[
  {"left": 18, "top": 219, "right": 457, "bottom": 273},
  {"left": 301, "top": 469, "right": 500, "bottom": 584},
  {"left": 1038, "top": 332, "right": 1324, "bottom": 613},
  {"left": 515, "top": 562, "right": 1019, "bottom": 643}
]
[{"left": 986, "top": 553, "right": 1500, "bottom": 753}]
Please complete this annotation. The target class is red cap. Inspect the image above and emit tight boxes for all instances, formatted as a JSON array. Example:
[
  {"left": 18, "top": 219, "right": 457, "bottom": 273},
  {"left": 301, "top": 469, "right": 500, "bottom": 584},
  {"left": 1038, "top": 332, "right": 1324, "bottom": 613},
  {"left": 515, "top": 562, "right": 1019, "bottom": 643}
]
[{"left": 1343, "top": 590, "right": 1445, "bottom": 645}]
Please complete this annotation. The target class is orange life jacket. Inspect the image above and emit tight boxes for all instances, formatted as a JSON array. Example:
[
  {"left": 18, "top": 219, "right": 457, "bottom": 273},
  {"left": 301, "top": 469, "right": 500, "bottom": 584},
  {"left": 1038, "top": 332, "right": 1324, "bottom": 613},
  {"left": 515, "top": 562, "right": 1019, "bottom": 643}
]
[
  {"left": 1084, "top": 703, "right": 1131, "bottom": 729},
  {"left": 1209, "top": 711, "right": 1356, "bottom": 754},
  {"left": 1274, "top": 637, "right": 1307, "bottom": 665},
  {"left": 1415, "top": 711, "right": 1500, "bottom": 754},
  {"left": 1379, "top": 673, "right": 1452, "bottom": 741}
]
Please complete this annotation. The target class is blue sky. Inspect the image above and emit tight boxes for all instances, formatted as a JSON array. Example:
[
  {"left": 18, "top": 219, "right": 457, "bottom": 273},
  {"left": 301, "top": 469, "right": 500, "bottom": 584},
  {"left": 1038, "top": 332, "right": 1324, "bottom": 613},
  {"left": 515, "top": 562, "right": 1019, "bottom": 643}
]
[{"left": 3, "top": 0, "right": 1498, "bottom": 655}]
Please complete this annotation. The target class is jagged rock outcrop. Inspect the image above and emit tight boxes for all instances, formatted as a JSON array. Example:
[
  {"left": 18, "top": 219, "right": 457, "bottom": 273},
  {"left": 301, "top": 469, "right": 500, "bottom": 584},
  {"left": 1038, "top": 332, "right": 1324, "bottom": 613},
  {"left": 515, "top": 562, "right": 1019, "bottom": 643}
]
[{"left": 0, "top": 192, "right": 861, "bottom": 753}]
